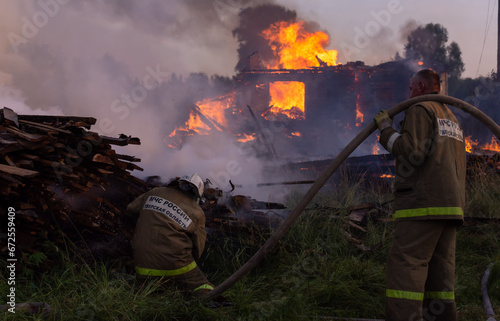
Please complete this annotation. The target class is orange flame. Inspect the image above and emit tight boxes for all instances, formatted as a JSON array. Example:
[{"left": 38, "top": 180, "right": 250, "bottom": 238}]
[
  {"left": 261, "top": 21, "right": 338, "bottom": 69},
  {"left": 465, "top": 135, "right": 479, "bottom": 153},
  {"left": 465, "top": 135, "right": 500, "bottom": 153},
  {"left": 266, "top": 81, "right": 305, "bottom": 119},
  {"left": 166, "top": 92, "right": 236, "bottom": 146},
  {"left": 483, "top": 136, "right": 500, "bottom": 152},
  {"left": 380, "top": 174, "right": 395, "bottom": 178},
  {"left": 237, "top": 133, "right": 256, "bottom": 143},
  {"left": 260, "top": 21, "right": 338, "bottom": 119},
  {"left": 168, "top": 113, "right": 211, "bottom": 137},
  {"left": 196, "top": 92, "right": 235, "bottom": 128},
  {"left": 372, "top": 134, "right": 381, "bottom": 155},
  {"left": 355, "top": 93, "right": 363, "bottom": 127}
]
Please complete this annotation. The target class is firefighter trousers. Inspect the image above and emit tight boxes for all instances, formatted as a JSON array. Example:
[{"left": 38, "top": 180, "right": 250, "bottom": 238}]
[{"left": 385, "top": 220, "right": 459, "bottom": 321}]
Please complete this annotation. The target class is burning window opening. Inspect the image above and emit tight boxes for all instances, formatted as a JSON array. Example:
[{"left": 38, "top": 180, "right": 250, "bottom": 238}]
[{"left": 266, "top": 81, "right": 305, "bottom": 120}]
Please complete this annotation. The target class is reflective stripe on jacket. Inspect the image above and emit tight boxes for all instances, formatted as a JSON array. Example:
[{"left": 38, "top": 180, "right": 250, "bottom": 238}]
[{"left": 380, "top": 100, "right": 466, "bottom": 221}]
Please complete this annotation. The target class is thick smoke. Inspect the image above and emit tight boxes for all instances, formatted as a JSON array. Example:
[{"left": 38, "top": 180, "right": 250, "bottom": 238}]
[
  {"left": 0, "top": 0, "right": 298, "bottom": 202},
  {"left": 233, "top": 4, "right": 297, "bottom": 70}
]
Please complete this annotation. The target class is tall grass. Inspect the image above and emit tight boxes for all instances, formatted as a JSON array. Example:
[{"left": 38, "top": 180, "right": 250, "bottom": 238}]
[{"left": 2, "top": 167, "right": 500, "bottom": 320}]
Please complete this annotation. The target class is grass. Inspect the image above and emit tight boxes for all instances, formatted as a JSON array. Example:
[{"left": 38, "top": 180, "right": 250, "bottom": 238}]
[{"left": 2, "top": 165, "right": 500, "bottom": 320}]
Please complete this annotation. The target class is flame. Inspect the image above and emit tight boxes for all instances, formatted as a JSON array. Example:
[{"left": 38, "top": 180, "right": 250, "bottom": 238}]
[
  {"left": 266, "top": 81, "right": 305, "bottom": 120},
  {"left": 464, "top": 135, "right": 500, "bottom": 153},
  {"left": 261, "top": 21, "right": 338, "bottom": 69},
  {"left": 259, "top": 20, "right": 338, "bottom": 120},
  {"left": 418, "top": 61, "right": 424, "bottom": 66},
  {"left": 483, "top": 136, "right": 500, "bottom": 152},
  {"left": 237, "top": 133, "right": 256, "bottom": 143},
  {"left": 166, "top": 92, "right": 236, "bottom": 146},
  {"left": 291, "top": 131, "right": 302, "bottom": 137},
  {"left": 355, "top": 93, "right": 363, "bottom": 127},
  {"left": 465, "top": 135, "right": 479, "bottom": 153},
  {"left": 168, "top": 113, "right": 211, "bottom": 138},
  {"left": 372, "top": 134, "right": 381, "bottom": 155},
  {"left": 380, "top": 174, "right": 395, "bottom": 178},
  {"left": 196, "top": 92, "right": 235, "bottom": 128}
]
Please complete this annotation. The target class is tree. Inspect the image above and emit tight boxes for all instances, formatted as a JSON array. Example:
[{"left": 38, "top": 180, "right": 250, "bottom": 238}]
[{"left": 404, "top": 23, "right": 465, "bottom": 78}]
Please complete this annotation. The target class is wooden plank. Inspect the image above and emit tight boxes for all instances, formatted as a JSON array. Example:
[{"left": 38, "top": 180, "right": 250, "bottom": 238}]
[
  {"left": 126, "top": 162, "right": 144, "bottom": 172},
  {"left": 2, "top": 107, "right": 19, "bottom": 127},
  {"left": 97, "top": 168, "right": 114, "bottom": 174},
  {"left": 0, "top": 145, "right": 23, "bottom": 154},
  {"left": 18, "top": 153, "right": 40, "bottom": 160},
  {"left": 0, "top": 163, "right": 38, "bottom": 177},
  {"left": 6, "top": 125, "right": 45, "bottom": 142},
  {"left": 39, "top": 145, "right": 55, "bottom": 154},
  {"left": 15, "top": 159, "right": 34, "bottom": 169},
  {"left": 59, "top": 151, "right": 80, "bottom": 160},
  {"left": 4, "top": 155, "right": 16, "bottom": 166},
  {"left": 16, "top": 139, "right": 44, "bottom": 150},
  {"left": 82, "top": 131, "right": 101, "bottom": 142},
  {"left": 68, "top": 121, "right": 93, "bottom": 129},
  {"left": 18, "top": 119, "right": 72, "bottom": 134},
  {"left": 17, "top": 115, "right": 96, "bottom": 126},
  {"left": 115, "top": 154, "right": 141, "bottom": 162},
  {"left": 70, "top": 181, "right": 90, "bottom": 192},
  {"left": 0, "top": 133, "right": 18, "bottom": 144},
  {"left": 0, "top": 172, "right": 24, "bottom": 185},
  {"left": 101, "top": 135, "right": 140, "bottom": 146},
  {"left": 20, "top": 203, "right": 36, "bottom": 210},
  {"left": 36, "top": 159, "right": 76, "bottom": 174},
  {"left": 92, "top": 153, "right": 114, "bottom": 165}
]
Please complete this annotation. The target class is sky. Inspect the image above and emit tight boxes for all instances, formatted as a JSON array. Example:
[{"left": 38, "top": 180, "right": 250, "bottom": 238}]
[
  {"left": 0, "top": 0, "right": 498, "bottom": 199},
  {"left": 278, "top": 0, "right": 498, "bottom": 79}
]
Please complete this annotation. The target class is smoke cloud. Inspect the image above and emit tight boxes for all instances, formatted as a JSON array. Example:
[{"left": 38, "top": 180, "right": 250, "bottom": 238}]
[
  {"left": 0, "top": 0, "right": 301, "bottom": 202},
  {"left": 1, "top": 2, "right": 445, "bottom": 202}
]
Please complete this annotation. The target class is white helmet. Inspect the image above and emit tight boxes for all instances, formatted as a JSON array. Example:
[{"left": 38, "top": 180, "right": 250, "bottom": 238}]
[{"left": 178, "top": 173, "right": 204, "bottom": 198}]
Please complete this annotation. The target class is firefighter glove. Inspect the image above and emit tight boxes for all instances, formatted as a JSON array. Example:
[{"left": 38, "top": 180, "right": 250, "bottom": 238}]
[{"left": 374, "top": 110, "right": 392, "bottom": 132}]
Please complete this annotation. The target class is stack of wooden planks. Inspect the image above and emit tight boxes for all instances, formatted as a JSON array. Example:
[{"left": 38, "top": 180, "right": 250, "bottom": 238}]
[{"left": 0, "top": 107, "right": 147, "bottom": 262}]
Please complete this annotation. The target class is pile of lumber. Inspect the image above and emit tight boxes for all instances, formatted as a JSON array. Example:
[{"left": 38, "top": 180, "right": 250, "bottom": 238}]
[{"left": 0, "top": 107, "right": 147, "bottom": 263}]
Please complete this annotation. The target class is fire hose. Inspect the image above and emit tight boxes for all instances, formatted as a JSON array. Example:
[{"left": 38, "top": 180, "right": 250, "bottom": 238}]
[{"left": 204, "top": 94, "right": 500, "bottom": 300}]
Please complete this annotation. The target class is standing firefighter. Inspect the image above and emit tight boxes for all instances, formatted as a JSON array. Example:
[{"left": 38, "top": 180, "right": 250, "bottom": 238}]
[
  {"left": 127, "top": 174, "right": 214, "bottom": 298},
  {"left": 374, "top": 69, "right": 466, "bottom": 320}
]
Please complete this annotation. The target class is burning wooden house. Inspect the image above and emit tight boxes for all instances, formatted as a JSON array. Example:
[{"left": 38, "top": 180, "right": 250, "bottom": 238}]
[
  {"left": 164, "top": 20, "right": 426, "bottom": 159},
  {"left": 165, "top": 18, "right": 500, "bottom": 170}
]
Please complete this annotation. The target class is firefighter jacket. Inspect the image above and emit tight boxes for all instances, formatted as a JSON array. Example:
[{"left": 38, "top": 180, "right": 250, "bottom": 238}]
[
  {"left": 379, "top": 100, "right": 466, "bottom": 221},
  {"left": 127, "top": 187, "right": 207, "bottom": 275}
]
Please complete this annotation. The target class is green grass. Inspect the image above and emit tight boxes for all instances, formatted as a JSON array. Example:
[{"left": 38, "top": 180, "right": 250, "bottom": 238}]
[{"left": 2, "top": 168, "right": 500, "bottom": 320}]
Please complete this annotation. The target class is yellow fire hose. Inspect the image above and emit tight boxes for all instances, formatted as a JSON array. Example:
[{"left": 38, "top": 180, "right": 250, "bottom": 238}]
[{"left": 204, "top": 94, "right": 500, "bottom": 300}]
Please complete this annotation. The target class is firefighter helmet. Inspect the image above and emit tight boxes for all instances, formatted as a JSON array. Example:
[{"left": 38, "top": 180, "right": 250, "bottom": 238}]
[{"left": 178, "top": 173, "right": 204, "bottom": 197}]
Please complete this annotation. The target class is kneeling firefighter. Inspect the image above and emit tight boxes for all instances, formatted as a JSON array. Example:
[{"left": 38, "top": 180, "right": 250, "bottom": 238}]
[{"left": 127, "top": 173, "right": 214, "bottom": 297}]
